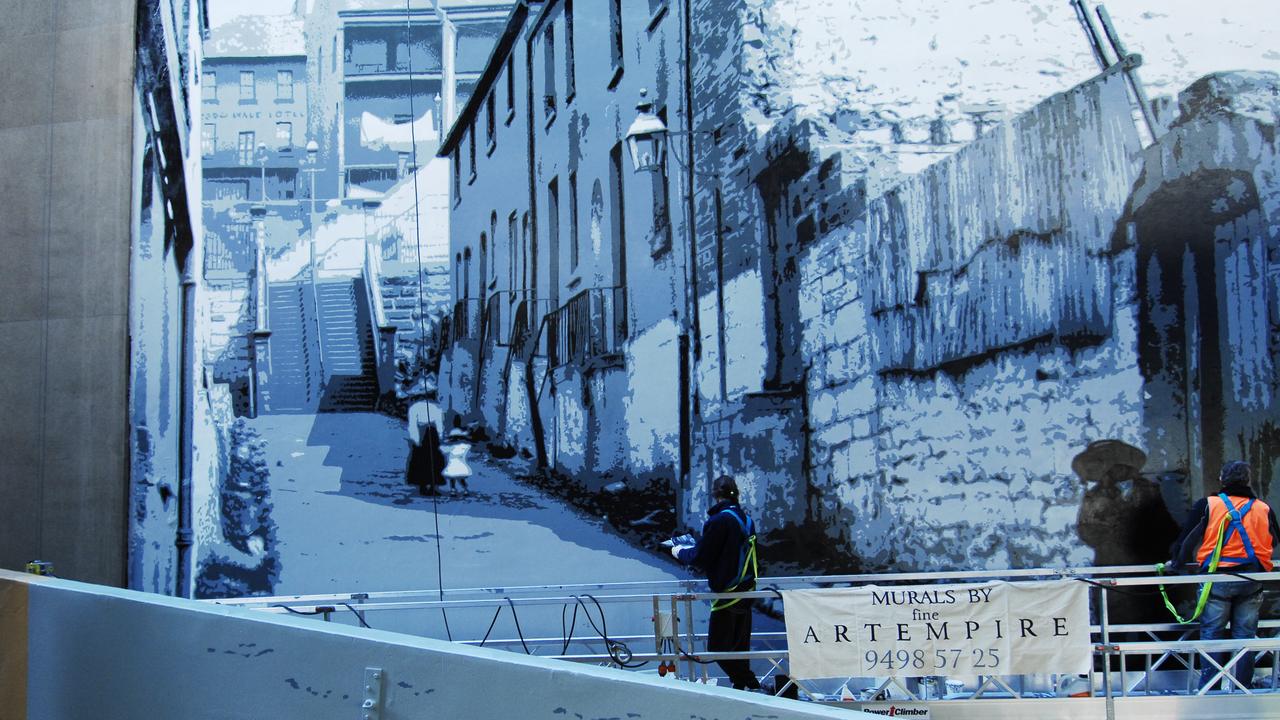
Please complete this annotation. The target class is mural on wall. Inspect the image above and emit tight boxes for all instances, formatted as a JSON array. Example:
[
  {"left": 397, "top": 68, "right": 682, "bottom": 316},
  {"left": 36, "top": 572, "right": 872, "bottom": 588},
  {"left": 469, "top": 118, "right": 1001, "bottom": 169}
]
[{"left": 128, "top": 0, "right": 1279, "bottom": 637}]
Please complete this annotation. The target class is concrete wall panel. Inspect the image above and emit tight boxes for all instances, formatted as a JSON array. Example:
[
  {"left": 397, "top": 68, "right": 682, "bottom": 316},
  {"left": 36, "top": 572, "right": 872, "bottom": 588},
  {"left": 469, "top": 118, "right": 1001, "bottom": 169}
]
[
  {"left": 0, "top": 0, "right": 54, "bottom": 40},
  {"left": 0, "top": 32, "right": 54, "bottom": 131},
  {"left": 0, "top": 321, "right": 47, "bottom": 574},
  {"left": 9, "top": 571, "right": 860, "bottom": 720},
  {"left": 0, "top": 0, "right": 136, "bottom": 587},
  {"left": 57, "top": 0, "right": 137, "bottom": 32},
  {"left": 51, "top": 22, "right": 136, "bottom": 124},
  {"left": 47, "top": 116, "right": 133, "bottom": 319},
  {"left": 40, "top": 314, "right": 129, "bottom": 585}
]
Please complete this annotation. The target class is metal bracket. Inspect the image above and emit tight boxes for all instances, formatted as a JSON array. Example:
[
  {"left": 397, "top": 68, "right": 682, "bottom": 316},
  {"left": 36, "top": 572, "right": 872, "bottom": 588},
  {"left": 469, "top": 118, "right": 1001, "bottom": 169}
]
[{"left": 361, "top": 667, "right": 384, "bottom": 720}]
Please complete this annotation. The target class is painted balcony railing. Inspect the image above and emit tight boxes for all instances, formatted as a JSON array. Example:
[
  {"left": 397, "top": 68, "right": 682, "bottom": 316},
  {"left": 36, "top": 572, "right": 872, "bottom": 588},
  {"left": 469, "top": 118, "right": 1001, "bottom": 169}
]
[
  {"left": 362, "top": 242, "right": 397, "bottom": 396},
  {"left": 546, "top": 287, "right": 627, "bottom": 368},
  {"left": 481, "top": 290, "right": 544, "bottom": 349},
  {"left": 451, "top": 298, "right": 484, "bottom": 341},
  {"left": 509, "top": 296, "right": 552, "bottom": 360}
]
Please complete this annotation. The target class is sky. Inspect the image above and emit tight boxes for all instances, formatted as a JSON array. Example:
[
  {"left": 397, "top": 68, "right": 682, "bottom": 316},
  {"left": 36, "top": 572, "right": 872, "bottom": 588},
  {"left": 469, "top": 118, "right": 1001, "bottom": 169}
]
[{"left": 207, "top": 0, "right": 296, "bottom": 26}]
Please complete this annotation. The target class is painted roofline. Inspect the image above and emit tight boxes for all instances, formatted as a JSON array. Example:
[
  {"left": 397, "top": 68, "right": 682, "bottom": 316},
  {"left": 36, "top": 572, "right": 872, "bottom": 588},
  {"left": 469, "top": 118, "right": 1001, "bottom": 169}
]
[
  {"left": 205, "top": 52, "right": 307, "bottom": 61},
  {"left": 437, "top": 0, "right": 539, "bottom": 156}
]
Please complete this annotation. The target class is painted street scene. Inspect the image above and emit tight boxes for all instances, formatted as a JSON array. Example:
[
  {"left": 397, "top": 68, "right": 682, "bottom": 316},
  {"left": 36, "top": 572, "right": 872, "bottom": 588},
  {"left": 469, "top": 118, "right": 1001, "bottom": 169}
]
[
  {"left": 15, "top": 0, "right": 1280, "bottom": 715},
  {"left": 106, "top": 0, "right": 1280, "bottom": 700}
]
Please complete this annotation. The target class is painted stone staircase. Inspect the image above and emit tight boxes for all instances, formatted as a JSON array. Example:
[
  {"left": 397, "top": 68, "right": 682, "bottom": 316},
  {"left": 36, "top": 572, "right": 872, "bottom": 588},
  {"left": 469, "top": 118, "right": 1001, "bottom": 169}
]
[
  {"left": 263, "top": 277, "right": 378, "bottom": 413},
  {"left": 263, "top": 281, "right": 321, "bottom": 413},
  {"left": 314, "top": 277, "right": 379, "bottom": 412}
]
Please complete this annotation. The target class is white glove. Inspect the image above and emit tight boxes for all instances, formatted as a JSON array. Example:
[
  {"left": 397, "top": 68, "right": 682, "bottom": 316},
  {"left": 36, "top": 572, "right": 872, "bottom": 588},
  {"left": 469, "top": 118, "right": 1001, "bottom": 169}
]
[{"left": 670, "top": 544, "right": 693, "bottom": 560}]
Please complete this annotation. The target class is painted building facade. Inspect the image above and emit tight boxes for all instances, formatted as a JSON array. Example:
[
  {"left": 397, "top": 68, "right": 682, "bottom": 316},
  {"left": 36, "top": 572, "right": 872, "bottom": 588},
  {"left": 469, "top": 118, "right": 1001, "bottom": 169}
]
[
  {"left": 301, "top": 0, "right": 511, "bottom": 199},
  {"left": 200, "top": 16, "right": 313, "bottom": 413},
  {"left": 442, "top": 0, "right": 1280, "bottom": 572},
  {"left": 129, "top": 0, "right": 219, "bottom": 596},
  {"left": 441, "top": 0, "right": 698, "bottom": 500}
]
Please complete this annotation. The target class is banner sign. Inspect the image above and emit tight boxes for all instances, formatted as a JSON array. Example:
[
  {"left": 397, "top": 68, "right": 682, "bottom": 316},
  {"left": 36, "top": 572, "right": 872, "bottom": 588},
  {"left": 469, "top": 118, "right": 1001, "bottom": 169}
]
[{"left": 783, "top": 580, "right": 1090, "bottom": 679}]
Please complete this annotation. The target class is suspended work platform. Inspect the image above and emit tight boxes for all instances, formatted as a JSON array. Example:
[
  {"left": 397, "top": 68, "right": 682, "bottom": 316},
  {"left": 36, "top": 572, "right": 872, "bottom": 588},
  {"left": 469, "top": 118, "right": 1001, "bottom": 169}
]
[{"left": 215, "top": 565, "right": 1280, "bottom": 720}]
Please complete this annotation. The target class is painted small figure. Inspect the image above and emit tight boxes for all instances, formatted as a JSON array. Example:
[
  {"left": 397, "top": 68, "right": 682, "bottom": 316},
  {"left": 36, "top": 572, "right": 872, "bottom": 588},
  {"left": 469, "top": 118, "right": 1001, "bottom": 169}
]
[{"left": 442, "top": 428, "right": 473, "bottom": 497}]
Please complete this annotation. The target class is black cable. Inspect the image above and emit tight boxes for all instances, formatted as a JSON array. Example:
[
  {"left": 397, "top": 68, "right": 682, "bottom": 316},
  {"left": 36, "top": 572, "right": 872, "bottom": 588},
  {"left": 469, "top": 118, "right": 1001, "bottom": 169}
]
[
  {"left": 575, "top": 594, "right": 646, "bottom": 668},
  {"left": 478, "top": 605, "right": 504, "bottom": 647},
  {"left": 560, "top": 600, "right": 579, "bottom": 654},
  {"left": 274, "top": 604, "right": 321, "bottom": 615},
  {"left": 1225, "top": 570, "right": 1265, "bottom": 584},
  {"left": 339, "top": 603, "right": 372, "bottom": 629},
  {"left": 507, "top": 598, "right": 531, "bottom": 654}
]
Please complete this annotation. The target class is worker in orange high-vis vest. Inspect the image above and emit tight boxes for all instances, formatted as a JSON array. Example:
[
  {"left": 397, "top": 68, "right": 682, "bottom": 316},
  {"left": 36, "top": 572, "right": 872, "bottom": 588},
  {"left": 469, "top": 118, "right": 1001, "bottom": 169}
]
[{"left": 1169, "top": 461, "right": 1280, "bottom": 691}]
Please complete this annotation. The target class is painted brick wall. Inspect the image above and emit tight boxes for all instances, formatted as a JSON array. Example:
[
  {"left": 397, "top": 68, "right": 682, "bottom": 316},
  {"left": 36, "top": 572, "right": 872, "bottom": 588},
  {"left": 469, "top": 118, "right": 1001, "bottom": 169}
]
[{"left": 797, "top": 70, "right": 1148, "bottom": 570}]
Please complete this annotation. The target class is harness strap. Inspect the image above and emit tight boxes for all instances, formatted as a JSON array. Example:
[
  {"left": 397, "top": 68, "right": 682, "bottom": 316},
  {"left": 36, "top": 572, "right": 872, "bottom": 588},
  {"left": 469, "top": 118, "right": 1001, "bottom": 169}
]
[
  {"left": 712, "top": 509, "right": 758, "bottom": 612},
  {"left": 1160, "top": 510, "right": 1231, "bottom": 624},
  {"left": 1205, "top": 494, "right": 1258, "bottom": 568},
  {"left": 1162, "top": 495, "right": 1262, "bottom": 624}
]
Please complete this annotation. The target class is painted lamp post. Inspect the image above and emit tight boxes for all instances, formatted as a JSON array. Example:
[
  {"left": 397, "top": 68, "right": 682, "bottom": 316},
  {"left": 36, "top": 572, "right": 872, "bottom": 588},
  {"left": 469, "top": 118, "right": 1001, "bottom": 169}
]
[
  {"left": 255, "top": 142, "right": 269, "bottom": 202},
  {"left": 624, "top": 89, "right": 667, "bottom": 174}
]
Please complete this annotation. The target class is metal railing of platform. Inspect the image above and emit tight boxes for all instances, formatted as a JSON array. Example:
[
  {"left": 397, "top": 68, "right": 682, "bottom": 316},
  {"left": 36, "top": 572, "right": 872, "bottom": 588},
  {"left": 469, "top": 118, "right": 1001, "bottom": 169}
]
[{"left": 209, "top": 565, "right": 1280, "bottom": 717}]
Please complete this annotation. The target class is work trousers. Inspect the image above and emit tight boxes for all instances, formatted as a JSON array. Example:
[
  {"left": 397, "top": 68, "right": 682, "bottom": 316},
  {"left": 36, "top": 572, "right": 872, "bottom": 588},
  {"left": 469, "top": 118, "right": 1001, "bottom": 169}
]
[
  {"left": 1199, "top": 579, "right": 1264, "bottom": 691},
  {"left": 707, "top": 603, "right": 759, "bottom": 690}
]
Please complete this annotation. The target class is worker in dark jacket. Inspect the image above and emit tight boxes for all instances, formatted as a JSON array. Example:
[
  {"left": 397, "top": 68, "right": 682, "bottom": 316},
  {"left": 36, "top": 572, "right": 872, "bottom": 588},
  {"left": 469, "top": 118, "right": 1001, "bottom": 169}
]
[
  {"left": 671, "top": 475, "right": 761, "bottom": 691},
  {"left": 1169, "top": 461, "right": 1280, "bottom": 690}
]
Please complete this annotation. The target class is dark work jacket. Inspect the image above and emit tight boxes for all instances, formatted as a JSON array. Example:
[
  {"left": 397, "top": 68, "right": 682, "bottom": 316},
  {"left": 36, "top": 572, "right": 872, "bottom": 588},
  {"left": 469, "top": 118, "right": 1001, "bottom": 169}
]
[
  {"left": 676, "top": 500, "right": 755, "bottom": 594},
  {"left": 1168, "top": 484, "right": 1280, "bottom": 572}
]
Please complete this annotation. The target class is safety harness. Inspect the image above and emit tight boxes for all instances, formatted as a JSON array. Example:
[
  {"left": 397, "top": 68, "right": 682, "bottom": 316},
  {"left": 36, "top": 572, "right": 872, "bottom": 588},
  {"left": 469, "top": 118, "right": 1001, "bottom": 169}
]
[
  {"left": 1157, "top": 494, "right": 1257, "bottom": 624},
  {"left": 711, "top": 508, "right": 758, "bottom": 612}
]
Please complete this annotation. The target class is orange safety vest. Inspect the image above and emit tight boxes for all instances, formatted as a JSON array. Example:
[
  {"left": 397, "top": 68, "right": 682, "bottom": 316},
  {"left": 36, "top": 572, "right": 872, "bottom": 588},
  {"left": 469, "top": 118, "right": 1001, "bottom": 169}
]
[{"left": 1196, "top": 494, "right": 1274, "bottom": 571}]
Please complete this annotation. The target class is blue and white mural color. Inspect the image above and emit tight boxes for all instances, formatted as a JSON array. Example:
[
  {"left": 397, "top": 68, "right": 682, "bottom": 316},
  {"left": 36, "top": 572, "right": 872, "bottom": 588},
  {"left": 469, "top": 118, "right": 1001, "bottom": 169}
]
[{"left": 128, "top": 0, "right": 1280, "bottom": 631}]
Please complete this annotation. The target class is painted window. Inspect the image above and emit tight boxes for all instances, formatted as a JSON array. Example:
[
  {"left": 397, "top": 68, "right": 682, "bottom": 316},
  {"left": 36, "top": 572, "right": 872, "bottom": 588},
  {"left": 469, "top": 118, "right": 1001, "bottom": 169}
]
[
  {"left": 480, "top": 233, "right": 488, "bottom": 300},
  {"left": 508, "top": 212, "right": 518, "bottom": 291},
  {"left": 568, "top": 172, "right": 579, "bottom": 271},
  {"left": 463, "top": 247, "right": 472, "bottom": 299},
  {"left": 565, "top": 0, "right": 576, "bottom": 102},
  {"left": 609, "top": 0, "right": 623, "bottom": 78},
  {"left": 548, "top": 177, "right": 560, "bottom": 297},
  {"left": 589, "top": 180, "right": 604, "bottom": 270},
  {"left": 201, "top": 123, "right": 215, "bottom": 157},
  {"left": 489, "top": 212, "right": 499, "bottom": 287},
  {"left": 201, "top": 71, "right": 216, "bottom": 101},
  {"left": 648, "top": 0, "right": 669, "bottom": 24},
  {"left": 239, "top": 70, "right": 255, "bottom": 101},
  {"left": 505, "top": 54, "right": 515, "bottom": 120},
  {"left": 651, "top": 107, "right": 672, "bottom": 256},
  {"left": 276, "top": 70, "right": 293, "bottom": 101},
  {"left": 609, "top": 142, "right": 628, "bottom": 290},
  {"left": 455, "top": 253, "right": 462, "bottom": 301},
  {"left": 452, "top": 148, "right": 461, "bottom": 202},
  {"left": 468, "top": 122, "right": 477, "bottom": 182},
  {"left": 237, "top": 131, "right": 255, "bottom": 166},
  {"left": 486, "top": 93, "right": 496, "bottom": 150},
  {"left": 542, "top": 25, "right": 556, "bottom": 118},
  {"left": 275, "top": 122, "right": 292, "bottom": 148},
  {"left": 521, "top": 213, "right": 530, "bottom": 291}
]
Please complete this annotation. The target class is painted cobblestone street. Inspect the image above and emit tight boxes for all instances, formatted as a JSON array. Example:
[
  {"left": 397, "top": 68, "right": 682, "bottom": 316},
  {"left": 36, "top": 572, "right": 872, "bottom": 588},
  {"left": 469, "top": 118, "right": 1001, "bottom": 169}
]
[{"left": 248, "top": 411, "right": 701, "bottom": 641}]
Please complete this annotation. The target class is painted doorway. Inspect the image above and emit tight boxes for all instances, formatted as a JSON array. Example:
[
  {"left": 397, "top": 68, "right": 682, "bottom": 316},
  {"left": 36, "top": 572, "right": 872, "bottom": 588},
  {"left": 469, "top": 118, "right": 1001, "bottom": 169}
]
[{"left": 1136, "top": 170, "right": 1277, "bottom": 501}]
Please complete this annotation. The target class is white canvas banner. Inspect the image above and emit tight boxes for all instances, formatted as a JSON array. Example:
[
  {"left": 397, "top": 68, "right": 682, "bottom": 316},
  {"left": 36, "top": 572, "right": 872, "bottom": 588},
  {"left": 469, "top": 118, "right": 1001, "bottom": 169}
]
[{"left": 783, "top": 580, "right": 1090, "bottom": 680}]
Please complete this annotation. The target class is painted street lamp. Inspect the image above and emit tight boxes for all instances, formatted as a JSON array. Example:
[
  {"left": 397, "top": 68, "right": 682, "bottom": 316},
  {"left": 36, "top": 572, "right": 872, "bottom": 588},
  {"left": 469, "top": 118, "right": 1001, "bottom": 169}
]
[
  {"left": 303, "top": 139, "right": 322, "bottom": 276},
  {"left": 303, "top": 139, "right": 326, "bottom": 371},
  {"left": 624, "top": 89, "right": 667, "bottom": 174},
  {"left": 255, "top": 142, "right": 269, "bottom": 202}
]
